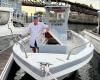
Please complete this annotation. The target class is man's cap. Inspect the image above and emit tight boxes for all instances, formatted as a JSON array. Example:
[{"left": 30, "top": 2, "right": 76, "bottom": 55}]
[{"left": 33, "top": 15, "right": 38, "bottom": 20}]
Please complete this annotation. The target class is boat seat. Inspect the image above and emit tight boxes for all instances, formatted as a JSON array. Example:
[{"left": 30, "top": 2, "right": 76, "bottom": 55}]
[{"left": 38, "top": 44, "right": 67, "bottom": 54}]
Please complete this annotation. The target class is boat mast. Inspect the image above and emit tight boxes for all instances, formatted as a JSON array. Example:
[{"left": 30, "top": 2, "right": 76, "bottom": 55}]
[
  {"left": 98, "top": 11, "right": 100, "bottom": 28},
  {"left": 97, "top": 0, "right": 100, "bottom": 34}
]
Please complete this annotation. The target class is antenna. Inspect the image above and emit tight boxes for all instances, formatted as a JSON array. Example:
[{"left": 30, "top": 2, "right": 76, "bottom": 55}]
[
  {"left": 99, "top": 0, "right": 100, "bottom": 10},
  {"left": 97, "top": 11, "right": 100, "bottom": 34}
]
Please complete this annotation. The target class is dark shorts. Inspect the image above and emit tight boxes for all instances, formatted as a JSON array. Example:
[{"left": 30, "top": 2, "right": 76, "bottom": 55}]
[{"left": 30, "top": 41, "right": 38, "bottom": 48}]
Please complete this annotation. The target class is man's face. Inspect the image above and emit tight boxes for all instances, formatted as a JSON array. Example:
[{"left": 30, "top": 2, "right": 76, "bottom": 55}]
[{"left": 33, "top": 18, "right": 39, "bottom": 25}]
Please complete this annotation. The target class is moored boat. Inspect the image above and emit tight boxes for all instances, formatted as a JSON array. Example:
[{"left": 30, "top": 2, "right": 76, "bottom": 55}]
[
  {"left": 13, "top": 0, "right": 94, "bottom": 80},
  {"left": 0, "top": 7, "right": 26, "bottom": 53},
  {"left": 82, "top": 11, "right": 100, "bottom": 54}
]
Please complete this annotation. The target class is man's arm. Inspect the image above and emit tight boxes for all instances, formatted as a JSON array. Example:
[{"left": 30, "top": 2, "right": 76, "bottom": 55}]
[
  {"left": 20, "top": 24, "right": 31, "bottom": 37},
  {"left": 45, "top": 25, "right": 49, "bottom": 32},
  {"left": 42, "top": 22, "right": 49, "bottom": 32}
]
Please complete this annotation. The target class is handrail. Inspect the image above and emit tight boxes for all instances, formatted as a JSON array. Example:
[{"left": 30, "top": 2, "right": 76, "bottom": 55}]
[
  {"left": 8, "top": 24, "right": 28, "bottom": 58},
  {"left": 17, "top": 35, "right": 26, "bottom": 45},
  {"left": 67, "top": 41, "right": 91, "bottom": 60}
]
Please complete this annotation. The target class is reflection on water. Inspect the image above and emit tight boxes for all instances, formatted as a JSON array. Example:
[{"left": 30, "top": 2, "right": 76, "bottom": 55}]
[{"left": 14, "top": 69, "right": 25, "bottom": 80}]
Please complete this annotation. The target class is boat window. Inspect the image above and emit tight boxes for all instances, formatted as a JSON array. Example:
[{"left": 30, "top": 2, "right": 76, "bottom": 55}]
[
  {"left": 13, "top": 22, "right": 24, "bottom": 27},
  {"left": 49, "top": 11, "right": 65, "bottom": 21},
  {"left": 47, "top": 8, "right": 65, "bottom": 26},
  {"left": 0, "top": 11, "right": 10, "bottom": 25}
]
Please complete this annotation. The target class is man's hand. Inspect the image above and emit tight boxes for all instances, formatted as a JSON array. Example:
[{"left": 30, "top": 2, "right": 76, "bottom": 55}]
[{"left": 45, "top": 27, "right": 49, "bottom": 32}]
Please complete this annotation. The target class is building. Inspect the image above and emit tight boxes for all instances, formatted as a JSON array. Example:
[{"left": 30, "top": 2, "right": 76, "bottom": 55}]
[{"left": 0, "top": 0, "right": 22, "bottom": 11}]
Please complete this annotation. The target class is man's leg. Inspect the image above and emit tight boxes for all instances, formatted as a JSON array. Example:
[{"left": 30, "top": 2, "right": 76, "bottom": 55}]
[
  {"left": 34, "top": 41, "right": 39, "bottom": 53},
  {"left": 32, "top": 47, "right": 36, "bottom": 53},
  {"left": 32, "top": 48, "right": 39, "bottom": 53},
  {"left": 31, "top": 41, "right": 39, "bottom": 53}
]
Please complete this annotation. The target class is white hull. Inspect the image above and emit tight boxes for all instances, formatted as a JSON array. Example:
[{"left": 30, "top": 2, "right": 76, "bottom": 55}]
[
  {"left": 82, "top": 30, "right": 100, "bottom": 54},
  {"left": 13, "top": 30, "right": 94, "bottom": 80},
  {"left": 13, "top": 51, "right": 93, "bottom": 80}
]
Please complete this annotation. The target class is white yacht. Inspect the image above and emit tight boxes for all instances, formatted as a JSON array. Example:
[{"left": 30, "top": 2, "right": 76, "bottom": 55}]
[
  {"left": 0, "top": 0, "right": 26, "bottom": 52},
  {"left": 0, "top": 7, "right": 26, "bottom": 52},
  {"left": 13, "top": 1, "right": 94, "bottom": 80},
  {"left": 82, "top": 11, "right": 100, "bottom": 54}
]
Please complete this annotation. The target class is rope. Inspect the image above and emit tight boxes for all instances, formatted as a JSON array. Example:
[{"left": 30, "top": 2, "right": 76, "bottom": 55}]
[
  {"left": 67, "top": 41, "right": 91, "bottom": 60},
  {"left": 45, "top": 64, "right": 57, "bottom": 80},
  {"left": 39, "top": 62, "right": 57, "bottom": 80}
]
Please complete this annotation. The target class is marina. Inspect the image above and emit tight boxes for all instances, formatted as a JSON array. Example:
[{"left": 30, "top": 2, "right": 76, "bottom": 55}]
[{"left": 0, "top": 0, "right": 100, "bottom": 80}]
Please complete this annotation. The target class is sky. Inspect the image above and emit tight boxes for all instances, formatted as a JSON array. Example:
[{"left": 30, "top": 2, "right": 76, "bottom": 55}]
[{"left": 22, "top": 0, "right": 100, "bottom": 16}]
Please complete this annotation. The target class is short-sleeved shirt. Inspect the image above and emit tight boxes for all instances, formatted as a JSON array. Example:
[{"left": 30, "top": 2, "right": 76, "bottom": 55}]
[{"left": 26, "top": 22, "right": 48, "bottom": 47}]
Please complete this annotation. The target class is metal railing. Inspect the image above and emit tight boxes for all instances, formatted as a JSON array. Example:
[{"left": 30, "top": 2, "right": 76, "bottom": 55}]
[
  {"left": 8, "top": 24, "right": 28, "bottom": 58},
  {"left": 67, "top": 41, "right": 91, "bottom": 60}
]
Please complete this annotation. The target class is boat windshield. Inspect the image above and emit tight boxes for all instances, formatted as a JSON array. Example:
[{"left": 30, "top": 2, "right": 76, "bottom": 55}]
[
  {"left": 48, "top": 7, "right": 65, "bottom": 21},
  {"left": 0, "top": 11, "right": 10, "bottom": 25}
]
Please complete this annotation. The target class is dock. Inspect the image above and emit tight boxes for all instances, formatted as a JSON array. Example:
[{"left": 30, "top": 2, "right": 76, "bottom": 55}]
[{"left": 0, "top": 47, "right": 12, "bottom": 74}]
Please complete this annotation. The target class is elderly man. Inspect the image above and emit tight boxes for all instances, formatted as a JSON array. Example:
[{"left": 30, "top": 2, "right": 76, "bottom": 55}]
[{"left": 21, "top": 15, "right": 49, "bottom": 53}]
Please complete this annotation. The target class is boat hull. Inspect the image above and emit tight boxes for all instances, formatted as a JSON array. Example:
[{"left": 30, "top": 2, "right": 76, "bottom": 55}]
[
  {"left": 13, "top": 50, "right": 93, "bottom": 80},
  {"left": 83, "top": 30, "right": 100, "bottom": 54},
  {"left": 13, "top": 30, "right": 94, "bottom": 80}
]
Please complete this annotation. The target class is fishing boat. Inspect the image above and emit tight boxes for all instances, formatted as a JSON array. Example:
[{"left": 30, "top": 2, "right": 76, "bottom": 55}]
[
  {"left": 0, "top": 0, "right": 27, "bottom": 52},
  {"left": 0, "top": 7, "right": 26, "bottom": 53},
  {"left": 82, "top": 11, "right": 100, "bottom": 54},
  {"left": 13, "top": 0, "right": 94, "bottom": 80}
]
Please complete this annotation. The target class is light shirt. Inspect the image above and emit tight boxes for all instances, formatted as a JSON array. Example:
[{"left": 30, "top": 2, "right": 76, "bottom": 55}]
[{"left": 22, "top": 22, "right": 48, "bottom": 47}]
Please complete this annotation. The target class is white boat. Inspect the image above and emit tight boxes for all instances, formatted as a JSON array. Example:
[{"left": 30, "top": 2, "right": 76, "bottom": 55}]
[
  {"left": 13, "top": 1, "right": 94, "bottom": 80},
  {"left": 82, "top": 11, "right": 100, "bottom": 54},
  {"left": 0, "top": 7, "right": 26, "bottom": 52}
]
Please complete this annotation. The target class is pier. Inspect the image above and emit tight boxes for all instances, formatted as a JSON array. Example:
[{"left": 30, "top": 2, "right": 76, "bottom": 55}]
[{"left": 0, "top": 47, "right": 12, "bottom": 74}]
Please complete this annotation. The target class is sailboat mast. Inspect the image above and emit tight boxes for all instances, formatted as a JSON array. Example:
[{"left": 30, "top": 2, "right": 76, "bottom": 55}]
[{"left": 97, "top": 0, "right": 100, "bottom": 34}]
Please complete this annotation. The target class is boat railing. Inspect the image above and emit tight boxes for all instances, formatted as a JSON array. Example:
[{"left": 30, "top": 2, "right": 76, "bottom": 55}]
[
  {"left": 13, "top": 35, "right": 28, "bottom": 58},
  {"left": 67, "top": 41, "right": 91, "bottom": 60},
  {"left": 7, "top": 24, "right": 28, "bottom": 58},
  {"left": 13, "top": 12, "right": 25, "bottom": 24}
]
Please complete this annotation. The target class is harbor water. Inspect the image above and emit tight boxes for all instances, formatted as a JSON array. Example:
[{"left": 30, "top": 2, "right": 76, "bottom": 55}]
[{"left": 0, "top": 24, "right": 100, "bottom": 80}]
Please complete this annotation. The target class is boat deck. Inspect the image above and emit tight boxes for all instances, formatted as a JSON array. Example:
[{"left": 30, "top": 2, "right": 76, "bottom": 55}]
[
  {"left": 23, "top": 36, "right": 84, "bottom": 56},
  {"left": 0, "top": 47, "right": 12, "bottom": 74}
]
